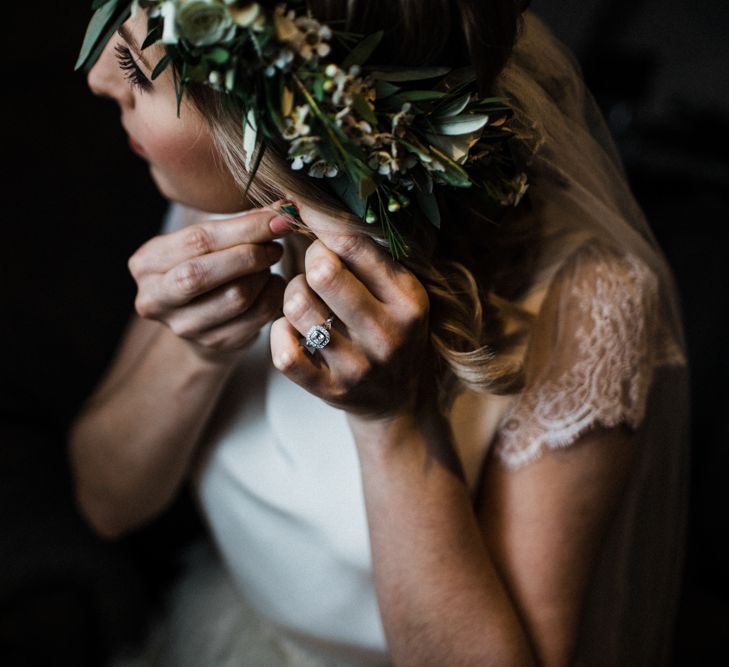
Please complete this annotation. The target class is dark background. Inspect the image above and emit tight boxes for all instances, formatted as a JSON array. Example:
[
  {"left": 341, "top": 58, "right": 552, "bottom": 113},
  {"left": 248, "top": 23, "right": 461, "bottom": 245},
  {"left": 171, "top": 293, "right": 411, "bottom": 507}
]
[{"left": 2, "top": 1, "right": 727, "bottom": 664}]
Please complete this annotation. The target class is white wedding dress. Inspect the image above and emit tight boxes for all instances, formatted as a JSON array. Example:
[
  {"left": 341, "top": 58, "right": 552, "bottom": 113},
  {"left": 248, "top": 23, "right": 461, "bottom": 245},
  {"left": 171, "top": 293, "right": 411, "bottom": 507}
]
[{"left": 113, "top": 11, "right": 690, "bottom": 667}]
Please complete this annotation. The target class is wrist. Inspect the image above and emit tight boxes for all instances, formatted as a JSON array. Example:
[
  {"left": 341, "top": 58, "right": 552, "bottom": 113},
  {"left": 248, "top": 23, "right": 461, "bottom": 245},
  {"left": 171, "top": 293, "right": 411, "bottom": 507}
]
[
  {"left": 348, "top": 403, "right": 448, "bottom": 451},
  {"left": 163, "top": 325, "right": 253, "bottom": 375}
]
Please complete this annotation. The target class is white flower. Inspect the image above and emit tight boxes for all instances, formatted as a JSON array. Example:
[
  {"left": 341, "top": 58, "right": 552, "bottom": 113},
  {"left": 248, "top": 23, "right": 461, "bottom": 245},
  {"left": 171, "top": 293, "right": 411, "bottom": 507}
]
[
  {"left": 274, "top": 7, "right": 301, "bottom": 42},
  {"left": 282, "top": 105, "right": 311, "bottom": 140},
  {"left": 392, "top": 103, "right": 414, "bottom": 138},
  {"left": 368, "top": 151, "right": 396, "bottom": 176},
  {"left": 288, "top": 136, "right": 320, "bottom": 170},
  {"left": 208, "top": 70, "right": 223, "bottom": 88},
  {"left": 176, "top": 0, "right": 234, "bottom": 47},
  {"left": 274, "top": 48, "right": 295, "bottom": 70},
  {"left": 263, "top": 42, "right": 295, "bottom": 76},
  {"left": 159, "top": 1, "right": 179, "bottom": 44},
  {"left": 294, "top": 15, "right": 332, "bottom": 60},
  {"left": 331, "top": 67, "right": 374, "bottom": 109},
  {"left": 224, "top": 67, "right": 236, "bottom": 91},
  {"left": 308, "top": 160, "right": 339, "bottom": 178},
  {"left": 336, "top": 112, "right": 376, "bottom": 147}
]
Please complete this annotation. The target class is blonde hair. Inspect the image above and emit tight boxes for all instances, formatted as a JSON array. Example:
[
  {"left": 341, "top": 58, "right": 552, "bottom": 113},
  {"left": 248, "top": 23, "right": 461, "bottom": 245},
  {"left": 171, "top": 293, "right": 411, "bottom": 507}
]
[{"left": 185, "top": 0, "right": 541, "bottom": 412}]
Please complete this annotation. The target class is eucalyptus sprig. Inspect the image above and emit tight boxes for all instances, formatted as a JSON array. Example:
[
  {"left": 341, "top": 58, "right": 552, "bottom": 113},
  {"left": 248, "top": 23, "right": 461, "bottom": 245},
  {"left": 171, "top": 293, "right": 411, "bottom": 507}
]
[{"left": 77, "top": 1, "right": 529, "bottom": 259}]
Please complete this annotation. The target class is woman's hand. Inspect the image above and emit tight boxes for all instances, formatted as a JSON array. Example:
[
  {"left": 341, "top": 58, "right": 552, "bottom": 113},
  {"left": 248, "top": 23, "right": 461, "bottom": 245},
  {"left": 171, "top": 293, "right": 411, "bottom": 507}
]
[
  {"left": 270, "top": 202, "right": 431, "bottom": 422},
  {"left": 128, "top": 208, "right": 290, "bottom": 363}
]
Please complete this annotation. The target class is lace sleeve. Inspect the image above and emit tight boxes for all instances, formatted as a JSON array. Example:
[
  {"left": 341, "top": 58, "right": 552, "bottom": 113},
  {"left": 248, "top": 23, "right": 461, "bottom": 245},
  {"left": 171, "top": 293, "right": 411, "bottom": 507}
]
[{"left": 491, "top": 239, "right": 686, "bottom": 470}]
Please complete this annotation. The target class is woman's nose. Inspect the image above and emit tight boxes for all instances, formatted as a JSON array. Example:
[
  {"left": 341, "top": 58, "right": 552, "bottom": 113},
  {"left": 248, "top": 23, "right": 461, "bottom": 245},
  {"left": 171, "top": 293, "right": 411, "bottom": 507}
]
[{"left": 86, "top": 41, "right": 128, "bottom": 105}]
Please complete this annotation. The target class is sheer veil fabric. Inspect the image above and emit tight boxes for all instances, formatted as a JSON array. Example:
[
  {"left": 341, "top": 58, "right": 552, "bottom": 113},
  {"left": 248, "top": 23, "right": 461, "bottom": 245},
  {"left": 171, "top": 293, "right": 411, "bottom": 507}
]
[
  {"left": 114, "top": 10, "right": 690, "bottom": 667},
  {"left": 485, "top": 11, "right": 690, "bottom": 665}
]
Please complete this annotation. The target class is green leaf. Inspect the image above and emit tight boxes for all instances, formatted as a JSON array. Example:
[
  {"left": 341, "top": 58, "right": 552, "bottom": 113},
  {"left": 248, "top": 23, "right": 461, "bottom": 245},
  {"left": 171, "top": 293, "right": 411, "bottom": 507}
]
[
  {"left": 411, "top": 167, "right": 434, "bottom": 195},
  {"left": 430, "top": 114, "right": 490, "bottom": 136},
  {"left": 244, "top": 137, "right": 268, "bottom": 197},
  {"left": 151, "top": 54, "right": 172, "bottom": 80},
  {"left": 206, "top": 48, "right": 230, "bottom": 65},
  {"left": 352, "top": 94, "right": 377, "bottom": 126},
  {"left": 358, "top": 174, "right": 378, "bottom": 200},
  {"left": 424, "top": 130, "right": 481, "bottom": 164},
  {"left": 341, "top": 30, "right": 384, "bottom": 70},
  {"left": 370, "top": 67, "right": 451, "bottom": 83},
  {"left": 375, "top": 80, "right": 400, "bottom": 99},
  {"left": 313, "top": 76, "right": 325, "bottom": 102},
  {"left": 436, "top": 67, "right": 478, "bottom": 93},
  {"left": 433, "top": 93, "right": 471, "bottom": 118},
  {"left": 415, "top": 191, "right": 441, "bottom": 229},
  {"left": 75, "top": 0, "right": 121, "bottom": 71},
  {"left": 91, "top": 0, "right": 116, "bottom": 10},
  {"left": 175, "top": 61, "right": 188, "bottom": 117},
  {"left": 328, "top": 175, "right": 368, "bottom": 218},
  {"left": 398, "top": 90, "right": 447, "bottom": 102},
  {"left": 429, "top": 145, "right": 472, "bottom": 187},
  {"left": 141, "top": 24, "right": 163, "bottom": 50}
]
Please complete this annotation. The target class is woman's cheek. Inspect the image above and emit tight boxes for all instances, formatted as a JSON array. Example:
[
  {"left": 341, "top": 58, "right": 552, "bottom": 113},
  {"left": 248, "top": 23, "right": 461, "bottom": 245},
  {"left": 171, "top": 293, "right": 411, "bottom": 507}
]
[{"left": 138, "top": 114, "right": 239, "bottom": 210}]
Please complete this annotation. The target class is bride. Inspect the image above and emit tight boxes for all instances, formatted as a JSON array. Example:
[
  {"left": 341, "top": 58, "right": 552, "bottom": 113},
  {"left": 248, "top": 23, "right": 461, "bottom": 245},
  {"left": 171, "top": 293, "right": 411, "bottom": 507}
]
[{"left": 71, "top": 1, "right": 690, "bottom": 665}]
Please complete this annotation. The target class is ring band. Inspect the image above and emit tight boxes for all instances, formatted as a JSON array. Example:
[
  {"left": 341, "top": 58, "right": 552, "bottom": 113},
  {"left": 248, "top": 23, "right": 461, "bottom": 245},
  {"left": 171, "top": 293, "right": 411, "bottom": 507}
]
[{"left": 303, "top": 315, "right": 335, "bottom": 354}]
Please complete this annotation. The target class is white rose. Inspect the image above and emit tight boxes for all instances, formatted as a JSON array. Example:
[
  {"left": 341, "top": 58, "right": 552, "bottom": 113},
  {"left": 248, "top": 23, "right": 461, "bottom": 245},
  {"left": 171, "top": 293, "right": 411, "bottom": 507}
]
[
  {"left": 176, "top": 0, "right": 233, "bottom": 47},
  {"left": 159, "top": 2, "right": 179, "bottom": 44}
]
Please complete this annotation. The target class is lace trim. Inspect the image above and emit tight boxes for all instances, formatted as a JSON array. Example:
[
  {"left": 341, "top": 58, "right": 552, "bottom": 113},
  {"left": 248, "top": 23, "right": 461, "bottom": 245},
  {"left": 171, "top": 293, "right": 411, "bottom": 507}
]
[{"left": 493, "top": 242, "right": 687, "bottom": 470}]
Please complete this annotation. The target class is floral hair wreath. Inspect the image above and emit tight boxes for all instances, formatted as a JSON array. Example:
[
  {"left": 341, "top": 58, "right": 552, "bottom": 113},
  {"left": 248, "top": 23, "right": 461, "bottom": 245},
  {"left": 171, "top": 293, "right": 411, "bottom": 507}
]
[{"left": 77, "top": 0, "right": 530, "bottom": 259}]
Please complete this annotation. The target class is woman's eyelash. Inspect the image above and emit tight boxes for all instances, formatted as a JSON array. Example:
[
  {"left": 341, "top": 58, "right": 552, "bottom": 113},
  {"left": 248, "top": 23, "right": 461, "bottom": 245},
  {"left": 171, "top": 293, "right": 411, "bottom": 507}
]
[{"left": 114, "top": 44, "right": 152, "bottom": 92}]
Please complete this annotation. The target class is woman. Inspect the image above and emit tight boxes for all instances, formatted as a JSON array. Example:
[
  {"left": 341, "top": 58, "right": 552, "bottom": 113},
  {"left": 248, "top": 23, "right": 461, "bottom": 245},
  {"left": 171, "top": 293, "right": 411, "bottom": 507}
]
[{"left": 71, "top": 1, "right": 689, "bottom": 665}]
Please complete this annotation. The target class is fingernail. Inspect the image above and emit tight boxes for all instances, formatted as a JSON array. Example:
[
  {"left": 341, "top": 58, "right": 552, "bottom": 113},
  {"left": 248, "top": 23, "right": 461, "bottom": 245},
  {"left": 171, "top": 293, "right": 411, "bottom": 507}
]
[
  {"left": 270, "top": 215, "right": 294, "bottom": 237},
  {"left": 266, "top": 242, "right": 283, "bottom": 262}
]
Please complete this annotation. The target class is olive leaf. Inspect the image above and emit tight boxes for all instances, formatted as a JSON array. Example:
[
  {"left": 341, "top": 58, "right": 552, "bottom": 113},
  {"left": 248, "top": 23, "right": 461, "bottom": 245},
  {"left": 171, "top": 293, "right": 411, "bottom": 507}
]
[
  {"left": 329, "top": 175, "right": 368, "bottom": 218},
  {"left": 91, "top": 0, "right": 117, "bottom": 10},
  {"left": 151, "top": 54, "right": 172, "bottom": 80},
  {"left": 425, "top": 130, "right": 483, "bottom": 165},
  {"left": 430, "top": 114, "right": 491, "bottom": 136},
  {"left": 398, "top": 90, "right": 447, "bottom": 102},
  {"left": 415, "top": 191, "right": 441, "bottom": 229},
  {"left": 433, "top": 93, "right": 471, "bottom": 118},
  {"left": 370, "top": 67, "right": 451, "bottom": 82},
  {"left": 75, "top": 0, "right": 122, "bottom": 71},
  {"left": 375, "top": 80, "right": 400, "bottom": 99},
  {"left": 341, "top": 30, "right": 383, "bottom": 70}
]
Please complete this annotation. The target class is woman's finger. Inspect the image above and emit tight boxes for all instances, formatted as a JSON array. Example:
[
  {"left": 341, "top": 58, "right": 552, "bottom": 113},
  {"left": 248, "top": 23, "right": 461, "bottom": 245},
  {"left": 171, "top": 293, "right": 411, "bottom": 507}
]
[
  {"left": 303, "top": 240, "right": 385, "bottom": 336},
  {"left": 282, "top": 274, "right": 332, "bottom": 336},
  {"left": 193, "top": 275, "right": 286, "bottom": 352},
  {"left": 291, "top": 199, "right": 415, "bottom": 304},
  {"left": 281, "top": 275, "right": 373, "bottom": 394},
  {"left": 166, "top": 270, "right": 273, "bottom": 338},
  {"left": 130, "top": 208, "right": 292, "bottom": 276},
  {"left": 270, "top": 316, "right": 328, "bottom": 393},
  {"left": 150, "top": 242, "right": 283, "bottom": 309}
]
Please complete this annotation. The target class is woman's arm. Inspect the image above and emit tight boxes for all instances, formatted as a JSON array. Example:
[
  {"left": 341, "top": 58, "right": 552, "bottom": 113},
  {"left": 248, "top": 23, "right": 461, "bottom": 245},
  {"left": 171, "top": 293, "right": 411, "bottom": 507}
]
[
  {"left": 348, "top": 412, "right": 633, "bottom": 667},
  {"left": 69, "top": 208, "right": 291, "bottom": 540},
  {"left": 68, "top": 315, "right": 240, "bottom": 541},
  {"left": 268, "top": 204, "right": 638, "bottom": 665}
]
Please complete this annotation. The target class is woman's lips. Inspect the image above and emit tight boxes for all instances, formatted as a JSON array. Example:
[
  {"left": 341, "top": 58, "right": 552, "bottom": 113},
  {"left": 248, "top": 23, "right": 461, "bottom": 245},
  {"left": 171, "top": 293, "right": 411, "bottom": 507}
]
[{"left": 128, "top": 134, "right": 147, "bottom": 158}]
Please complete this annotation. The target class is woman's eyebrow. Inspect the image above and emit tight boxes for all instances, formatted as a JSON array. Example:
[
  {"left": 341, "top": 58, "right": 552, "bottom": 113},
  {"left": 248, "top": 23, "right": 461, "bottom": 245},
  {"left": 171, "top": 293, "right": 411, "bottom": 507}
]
[{"left": 117, "top": 25, "right": 151, "bottom": 70}]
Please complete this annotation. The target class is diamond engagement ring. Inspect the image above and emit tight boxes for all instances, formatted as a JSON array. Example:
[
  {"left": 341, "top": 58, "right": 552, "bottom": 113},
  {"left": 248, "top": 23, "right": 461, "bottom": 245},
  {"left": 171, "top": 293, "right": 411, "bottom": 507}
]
[{"left": 303, "top": 316, "right": 335, "bottom": 354}]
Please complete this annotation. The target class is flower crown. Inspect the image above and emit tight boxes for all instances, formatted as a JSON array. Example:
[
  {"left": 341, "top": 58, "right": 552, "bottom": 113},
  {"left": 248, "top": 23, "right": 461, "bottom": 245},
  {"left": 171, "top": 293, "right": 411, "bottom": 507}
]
[{"left": 77, "top": 0, "right": 529, "bottom": 258}]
